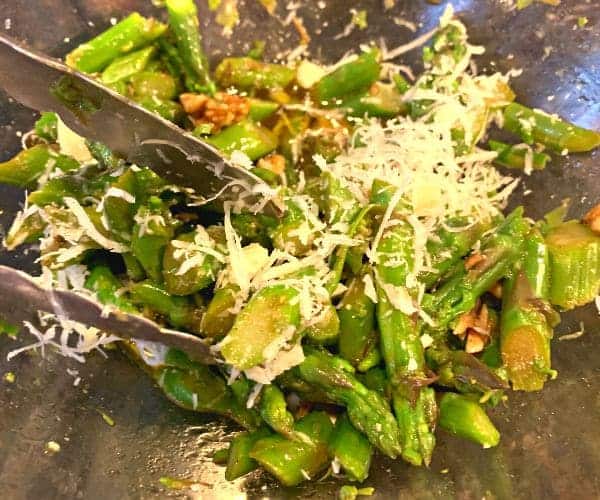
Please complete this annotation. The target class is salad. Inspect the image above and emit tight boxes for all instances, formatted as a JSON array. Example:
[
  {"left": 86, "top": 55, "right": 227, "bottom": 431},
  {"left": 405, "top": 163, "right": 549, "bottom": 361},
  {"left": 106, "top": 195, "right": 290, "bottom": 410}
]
[{"left": 1, "top": 0, "right": 600, "bottom": 491}]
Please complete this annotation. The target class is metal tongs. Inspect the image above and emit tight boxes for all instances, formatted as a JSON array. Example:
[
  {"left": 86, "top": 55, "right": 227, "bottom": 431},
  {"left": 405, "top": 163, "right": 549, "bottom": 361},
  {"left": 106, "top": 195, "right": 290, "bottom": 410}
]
[{"left": 0, "top": 35, "right": 285, "bottom": 363}]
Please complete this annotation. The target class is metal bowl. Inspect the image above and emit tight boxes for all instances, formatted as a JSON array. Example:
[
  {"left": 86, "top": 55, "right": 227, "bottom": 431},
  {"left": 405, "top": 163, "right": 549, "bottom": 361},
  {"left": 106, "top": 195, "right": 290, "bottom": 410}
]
[{"left": 1, "top": 1, "right": 599, "bottom": 498}]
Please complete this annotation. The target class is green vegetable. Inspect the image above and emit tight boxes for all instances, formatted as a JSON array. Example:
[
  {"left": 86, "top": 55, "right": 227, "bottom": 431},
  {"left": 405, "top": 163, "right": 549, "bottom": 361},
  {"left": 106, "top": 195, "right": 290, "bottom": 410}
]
[
  {"left": 225, "top": 428, "right": 271, "bottom": 480},
  {"left": 220, "top": 285, "right": 301, "bottom": 370},
  {"left": 545, "top": 220, "right": 600, "bottom": 309},
  {"left": 438, "top": 393, "right": 500, "bottom": 448},
  {"left": 488, "top": 139, "right": 550, "bottom": 171},
  {"left": 84, "top": 265, "right": 136, "bottom": 312},
  {"left": 503, "top": 102, "right": 600, "bottom": 153},
  {"left": 329, "top": 414, "right": 373, "bottom": 482},
  {"left": 0, "top": 145, "right": 79, "bottom": 187},
  {"left": 100, "top": 45, "right": 156, "bottom": 84},
  {"left": 313, "top": 50, "right": 380, "bottom": 104},
  {"left": 375, "top": 221, "right": 436, "bottom": 466},
  {"left": 206, "top": 120, "right": 278, "bottom": 160},
  {"left": 338, "top": 273, "right": 377, "bottom": 369},
  {"left": 162, "top": 230, "right": 223, "bottom": 296},
  {"left": 130, "top": 281, "right": 202, "bottom": 333},
  {"left": 250, "top": 411, "right": 334, "bottom": 486},
  {"left": 296, "top": 348, "right": 402, "bottom": 458},
  {"left": 66, "top": 13, "right": 166, "bottom": 73},
  {"left": 34, "top": 112, "right": 58, "bottom": 142},
  {"left": 200, "top": 284, "right": 240, "bottom": 338},
  {"left": 130, "top": 71, "right": 178, "bottom": 101},
  {"left": 165, "top": 0, "right": 215, "bottom": 94},
  {"left": 248, "top": 98, "right": 280, "bottom": 121},
  {"left": 259, "top": 385, "right": 300, "bottom": 440},
  {"left": 501, "top": 230, "right": 559, "bottom": 391},
  {"left": 156, "top": 357, "right": 258, "bottom": 429},
  {"left": 215, "top": 57, "right": 295, "bottom": 91}
]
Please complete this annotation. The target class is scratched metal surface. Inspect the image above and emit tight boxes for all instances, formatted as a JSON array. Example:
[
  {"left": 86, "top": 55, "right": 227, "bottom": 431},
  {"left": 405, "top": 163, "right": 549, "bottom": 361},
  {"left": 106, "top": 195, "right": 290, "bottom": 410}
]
[{"left": 1, "top": 1, "right": 599, "bottom": 499}]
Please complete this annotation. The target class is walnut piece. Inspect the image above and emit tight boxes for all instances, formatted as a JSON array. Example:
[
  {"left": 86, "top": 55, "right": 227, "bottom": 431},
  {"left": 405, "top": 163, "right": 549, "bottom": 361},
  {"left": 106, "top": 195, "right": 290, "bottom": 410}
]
[
  {"left": 583, "top": 203, "right": 600, "bottom": 235},
  {"left": 179, "top": 92, "right": 250, "bottom": 132}
]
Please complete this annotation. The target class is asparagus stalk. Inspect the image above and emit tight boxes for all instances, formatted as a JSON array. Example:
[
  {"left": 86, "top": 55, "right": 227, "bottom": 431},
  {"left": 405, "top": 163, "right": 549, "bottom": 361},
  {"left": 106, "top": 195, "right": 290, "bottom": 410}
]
[
  {"left": 329, "top": 413, "right": 373, "bottom": 482},
  {"left": 224, "top": 428, "right": 271, "bottom": 480},
  {"left": 426, "top": 208, "right": 530, "bottom": 330},
  {"left": 219, "top": 285, "right": 301, "bottom": 370},
  {"left": 157, "top": 349, "right": 258, "bottom": 429},
  {"left": 259, "top": 384, "right": 299, "bottom": 440},
  {"left": 100, "top": 45, "right": 156, "bottom": 84},
  {"left": 200, "top": 284, "right": 240, "bottom": 338},
  {"left": 162, "top": 230, "right": 223, "bottom": 296},
  {"left": 206, "top": 119, "right": 278, "bottom": 160},
  {"left": 375, "top": 221, "right": 436, "bottom": 466},
  {"left": 438, "top": 393, "right": 500, "bottom": 448},
  {"left": 165, "top": 0, "right": 216, "bottom": 94},
  {"left": 214, "top": 57, "right": 295, "bottom": 91},
  {"left": 501, "top": 229, "right": 559, "bottom": 391},
  {"left": 295, "top": 348, "right": 402, "bottom": 458},
  {"left": 34, "top": 112, "right": 58, "bottom": 142},
  {"left": 250, "top": 411, "right": 334, "bottom": 486},
  {"left": 488, "top": 139, "right": 550, "bottom": 171},
  {"left": 503, "top": 102, "right": 600, "bottom": 153},
  {"left": 66, "top": 13, "right": 166, "bottom": 73},
  {"left": 337, "top": 272, "right": 378, "bottom": 370},
  {"left": 545, "top": 220, "right": 600, "bottom": 309},
  {"left": 312, "top": 50, "right": 380, "bottom": 104},
  {"left": 0, "top": 145, "right": 79, "bottom": 187},
  {"left": 129, "top": 281, "right": 203, "bottom": 333}
]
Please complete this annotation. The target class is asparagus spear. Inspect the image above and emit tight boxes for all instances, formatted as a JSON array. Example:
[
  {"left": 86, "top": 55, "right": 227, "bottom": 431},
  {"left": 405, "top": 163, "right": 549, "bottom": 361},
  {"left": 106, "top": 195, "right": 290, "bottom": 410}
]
[
  {"left": 157, "top": 349, "right": 259, "bottom": 429},
  {"left": 426, "top": 208, "right": 530, "bottom": 330},
  {"left": 206, "top": 119, "right": 278, "bottom": 161},
  {"left": 129, "top": 281, "right": 203, "bottom": 333},
  {"left": 312, "top": 50, "right": 380, "bottom": 104},
  {"left": 304, "top": 304, "right": 340, "bottom": 346},
  {"left": 214, "top": 57, "right": 295, "bottom": 91},
  {"left": 250, "top": 411, "right": 334, "bottom": 486},
  {"left": 438, "top": 393, "right": 500, "bottom": 448},
  {"left": 100, "top": 46, "right": 156, "bottom": 84},
  {"left": 0, "top": 145, "right": 79, "bottom": 187},
  {"left": 200, "top": 284, "right": 240, "bottom": 338},
  {"left": 503, "top": 102, "right": 600, "bottom": 153},
  {"left": 131, "top": 204, "right": 175, "bottom": 283},
  {"left": 420, "top": 218, "right": 492, "bottom": 288},
  {"left": 162, "top": 229, "right": 223, "bottom": 296},
  {"left": 66, "top": 13, "right": 166, "bottom": 73},
  {"left": 3, "top": 211, "right": 46, "bottom": 250},
  {"left": 129, "top": 71, "right": 178, "bottom": 101},
  {"left": 501, "top": 229, "right": 559, "bottom": 391},
  {"left": 258, "top": 384, "right": 305, "bottom": 441},
  {"left": 224, "top": 427, "right": 271, "bottom": 480},
  {"left": 219, "top": 285, "right": 301, "bottom": 370},
  {"left": 165, "top": 0, "right": 216, "bottom": 94},
  {"left": 84, "top": 265, "right": 136, "bottom": 313},
  {"left": 337, "top": 272, "right": 379, "bottom": 370},
  {"left": 295, "top": 348, "right": 402, "bottom": 458},
  {"left": 34, "top": 112, "right": 58, "bottom": 142},
  {"left": 488, "top": 139, "right": 550, "bottom": 171},
  {"left": 329, "top": 413, "right": 373, "bottom": 482},
  {"left": 545, "top": 220, "right": 600, "bottom": 309},
  {"left": 375, "top": 221, "right": 437, "bottom": 466}
]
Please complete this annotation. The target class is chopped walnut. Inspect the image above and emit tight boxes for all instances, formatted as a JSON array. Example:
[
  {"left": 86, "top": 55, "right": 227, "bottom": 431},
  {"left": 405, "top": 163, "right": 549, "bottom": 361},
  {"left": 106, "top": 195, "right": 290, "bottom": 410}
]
[
  {"left": 454, "top": 302, "right": 492, "bottom": 354},
  {"left": 465, "top": 252, "right": 486, "bottom": 270},
  {"left": 583, "top": 203, "right": 600, "bottom": 235},
  {"left": 257, "top": 154, "right": 286, "bottom": 176},
  {"left": 465, "top": 332, "right": 486, "bottom": 354},
  {"left": 488, "top": 281, "right": 503, "bottom": 300},
  {"left": 179, "top": 92, "right": 250, "bottom": 132}
]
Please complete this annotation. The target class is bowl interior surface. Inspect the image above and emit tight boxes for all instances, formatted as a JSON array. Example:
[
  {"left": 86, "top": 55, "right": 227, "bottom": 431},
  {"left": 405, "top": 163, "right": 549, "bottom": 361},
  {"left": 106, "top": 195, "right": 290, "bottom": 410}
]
[{"left": 0, "top": 1, "right": 599, "bottom": 498}]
